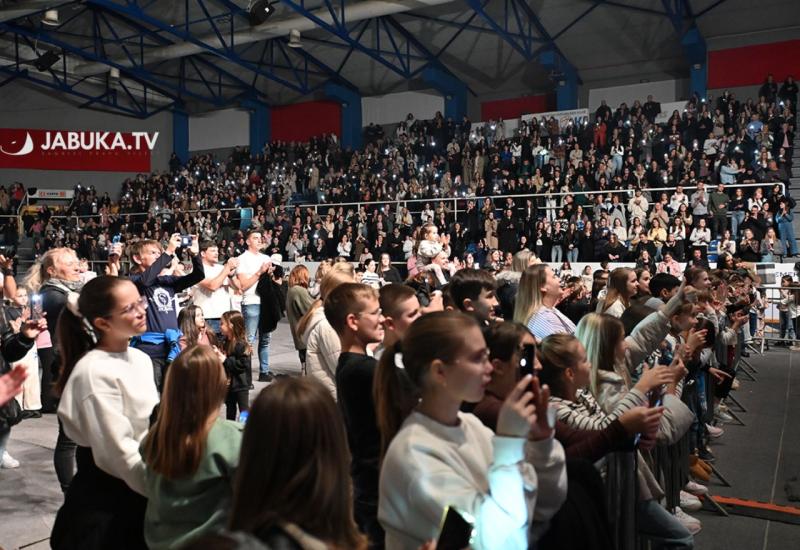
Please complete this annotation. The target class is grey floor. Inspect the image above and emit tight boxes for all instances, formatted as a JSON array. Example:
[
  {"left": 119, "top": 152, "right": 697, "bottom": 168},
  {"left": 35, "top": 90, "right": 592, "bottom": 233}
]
[{"left": 1, "top": 321, "right": 798, "bottom": 549}]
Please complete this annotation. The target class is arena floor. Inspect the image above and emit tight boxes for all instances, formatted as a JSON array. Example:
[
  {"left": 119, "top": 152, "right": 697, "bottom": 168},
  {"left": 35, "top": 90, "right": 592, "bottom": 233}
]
[{"left": 1, "top": 321, "right": 798, "bottom": 550}]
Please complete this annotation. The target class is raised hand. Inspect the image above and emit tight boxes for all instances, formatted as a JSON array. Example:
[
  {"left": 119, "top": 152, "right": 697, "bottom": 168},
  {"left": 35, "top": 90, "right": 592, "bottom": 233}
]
[{"left": 497, "top": 375, "right": 536, "bottom": 438}]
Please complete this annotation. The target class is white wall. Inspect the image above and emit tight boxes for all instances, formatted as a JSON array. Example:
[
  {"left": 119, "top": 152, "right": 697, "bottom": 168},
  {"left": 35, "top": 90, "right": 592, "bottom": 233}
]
[
  {"left": 362, "top": 90, "right": 444, "bottom": 126},
  {"left": 0, "top": 81, "right": 172, "bottom": 196},
  {"left": 189, "top": 108, "right": 249, "bottom": 152},
  {"left": 588, "top": 80, "right": 678, "bottom": 112}
]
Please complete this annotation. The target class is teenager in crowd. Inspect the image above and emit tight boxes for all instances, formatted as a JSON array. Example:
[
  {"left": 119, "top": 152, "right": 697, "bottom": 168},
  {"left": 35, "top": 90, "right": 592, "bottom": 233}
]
[
  {"left": 598, "top": 268, "right": 639, "bottom": 318},
  {"left": 448, "top": 268, "right": 501, "bottom": 323},
  {"left": 235, "top": 230, "right": 273, "bottom": 382},
  {"left": 374, "top": 283, "right": 421, "bottom": 361},
  {"left": 51, "top": 276, "right": 159, "bottom": 549},
  {"left": 377, "top": 311, "right": 564, "bottom": 550},
  {"left": 129, "top": 235, "right": 204, "bottom": 391},
  {"left": 285, "top": 265, "right": 314, "bottom": 367},
  {"left": 193, "top": 241, "right": 238, "bottom": 334},
  {"left": 229, "top": 377, "right": 367, "bottom": 549},
  {"left": 515, "top": 264, "right": 576, "bottom": 339},
  {"left": 326, "top": 283, "right": 386, "bottom": 548},
  {"left": 142, "top": 345, "right": 242, "bottom": 549}
]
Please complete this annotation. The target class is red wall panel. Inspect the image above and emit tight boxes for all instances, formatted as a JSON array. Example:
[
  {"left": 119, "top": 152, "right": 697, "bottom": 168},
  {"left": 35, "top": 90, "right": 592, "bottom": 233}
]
[
  {"left": 272, "top": 101, "right": 341, "bottom": 142},
  {"left": 708, "top": 39, "right": 800, "bottom": 89},
  {"left": 481, "top": 94, "right": 554, "bottom": 121}
]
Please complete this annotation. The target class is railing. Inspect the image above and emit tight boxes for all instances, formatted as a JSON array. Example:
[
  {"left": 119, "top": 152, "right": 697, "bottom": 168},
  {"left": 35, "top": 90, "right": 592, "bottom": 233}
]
[{"left": 295, "top": 182, "right": 787, "bottom": 221}]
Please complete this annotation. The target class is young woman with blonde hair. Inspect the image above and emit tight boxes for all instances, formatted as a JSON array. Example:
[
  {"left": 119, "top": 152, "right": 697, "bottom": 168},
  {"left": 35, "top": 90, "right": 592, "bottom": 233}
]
[{"left": 514, "top": 264, "right": 575, "bottom": 340}]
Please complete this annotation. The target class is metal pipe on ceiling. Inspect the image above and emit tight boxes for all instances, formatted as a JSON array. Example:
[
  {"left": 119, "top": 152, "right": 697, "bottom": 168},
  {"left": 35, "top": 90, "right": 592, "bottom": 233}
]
[{"left": 73, "top": 0, "right": 457, "bottom": 76}]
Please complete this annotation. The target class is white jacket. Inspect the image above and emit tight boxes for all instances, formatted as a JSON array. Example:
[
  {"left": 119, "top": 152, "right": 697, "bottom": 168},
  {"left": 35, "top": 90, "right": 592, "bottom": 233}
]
[
  {"left": 301, "top": 307, "right": 340, "bottom": 400},
  {"left": 379, "top": 411, "right": 566, "bottom": 550}
]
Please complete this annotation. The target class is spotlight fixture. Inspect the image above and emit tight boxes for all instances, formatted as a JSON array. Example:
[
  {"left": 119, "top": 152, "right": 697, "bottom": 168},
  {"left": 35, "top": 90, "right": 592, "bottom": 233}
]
[
  {"left": 109, "top": 67, "right": 120, "bottom": 80},
  {"left": 42, "top": 9, "right": 59, "bottom": 26},
  {"left": 33, "top": 50, "right": 61, "bottom": 72},
  {"left": 249, "top": 0, "right": 275, "bottom": 26},
  {"left": 288, "top": 29, "right": 303, "bottom": 48}
]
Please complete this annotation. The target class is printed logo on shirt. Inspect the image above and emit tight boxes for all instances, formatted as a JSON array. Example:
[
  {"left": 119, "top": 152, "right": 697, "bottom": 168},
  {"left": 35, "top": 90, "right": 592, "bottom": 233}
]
[{"left": 153, "top": 288, "right": 174, "bottom": 313}]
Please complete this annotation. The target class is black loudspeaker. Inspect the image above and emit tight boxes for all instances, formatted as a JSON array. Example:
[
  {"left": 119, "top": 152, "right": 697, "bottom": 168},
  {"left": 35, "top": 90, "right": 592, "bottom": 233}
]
[
  {"left": 33, "top": 50, "right": 60, "bottom": 72},
  {"left": 249, "top": 0, "right": 275, "bottom": 26}
]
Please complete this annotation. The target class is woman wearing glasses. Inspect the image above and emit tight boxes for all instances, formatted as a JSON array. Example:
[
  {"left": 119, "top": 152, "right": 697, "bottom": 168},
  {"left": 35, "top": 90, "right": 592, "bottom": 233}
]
[{"left": 50, "top": 276, "right": 159, "bottom": 550}]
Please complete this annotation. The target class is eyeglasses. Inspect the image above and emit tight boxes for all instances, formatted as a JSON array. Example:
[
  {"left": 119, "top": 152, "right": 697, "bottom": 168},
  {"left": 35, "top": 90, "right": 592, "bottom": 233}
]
[{"left": 118, "top": 296, "right": 148, "bottom": 316}]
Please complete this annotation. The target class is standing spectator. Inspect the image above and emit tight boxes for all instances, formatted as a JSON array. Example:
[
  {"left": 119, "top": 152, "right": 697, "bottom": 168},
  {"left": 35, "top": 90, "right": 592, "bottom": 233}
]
[
  {"left": 129, "top": 235, "right": 205, "bottom": 391},
  {"left": 286, "top": 265, "right": 314, "bottom": 367},
  {"left": 193, "top": 241, "right": 238, "bottom": 334},
  {"left": 776, "top": 199, "right": 798, "bottom": 257},
  {"left": 236, "top": 230, "right": 273, "bottom": 383},
  {"left": 709, "top": 183, "right": 729, "bottom": 239},
  {"left": 690, "top": 181, "right": 708, "bottom": 226}
]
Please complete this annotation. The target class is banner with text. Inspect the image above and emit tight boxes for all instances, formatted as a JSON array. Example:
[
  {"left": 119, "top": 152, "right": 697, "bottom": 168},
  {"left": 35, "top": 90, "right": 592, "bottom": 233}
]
[
  {"left": 0, "top": 128, "right": 158, "bottom": 172},
  {"left": 521, "top": 108, "right": 590, "bottom": 132}
]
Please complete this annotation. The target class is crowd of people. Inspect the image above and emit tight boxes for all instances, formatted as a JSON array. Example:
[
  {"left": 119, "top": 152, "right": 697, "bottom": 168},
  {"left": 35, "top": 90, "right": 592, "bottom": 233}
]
[{"left": 0, "top": 74, "right": 796, "bottom": 550}]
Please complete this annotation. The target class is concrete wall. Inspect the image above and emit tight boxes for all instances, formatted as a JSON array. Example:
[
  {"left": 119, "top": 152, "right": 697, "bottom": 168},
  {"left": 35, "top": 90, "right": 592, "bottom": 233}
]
[{"left": 0, "top": 81, "right": 173, "bottom": 197}]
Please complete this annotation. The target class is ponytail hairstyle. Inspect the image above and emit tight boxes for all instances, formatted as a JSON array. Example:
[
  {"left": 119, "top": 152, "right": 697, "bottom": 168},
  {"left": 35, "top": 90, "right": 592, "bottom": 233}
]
[
  {"left": 221, "top": 310, "right": 251, "bottom": 356},
  {"left": 373, "top": 311, "right": 477, "bottom": 455},
  {"left": 538, "top": 333, "right": 582, "bottom": 399},
  {"left": 54, "top": 276, "right": 129, "bottom": 396},
  {"left": 143, "top": 345, "right": 228, "bottom": 479}
]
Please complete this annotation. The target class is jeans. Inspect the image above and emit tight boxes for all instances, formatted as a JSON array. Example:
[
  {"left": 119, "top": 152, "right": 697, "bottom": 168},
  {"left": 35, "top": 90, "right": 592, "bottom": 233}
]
[
  {"left": 637, "top": 499, "right": 694, "bottom": 549},
  {"left": 206, "top": 318, "right": 221, "bottom": 335},
  {"left": 731, "top": 211, "right": 745, "bottom": 238},
  {"left": 551, "top": 245, "right": 563, "bottom": 263},
  {"left": 0, "top": 426, "right": 9, "bottom": 458},
  {"left": 612, "top": 154, "right": 623, "bottom": 174},
  {"left": 55, "top": 418, "right": 77, "bottom": 492},
  {"left": 778, "top": 222, "right": 799, "bottom": 255},
  {"left": 780, "top": 311, "right": 797, "bottom": 340},
  {"left": 242, "top": 303, "right": 271, "bottom": 375},
  {"left": 567, "top": 247, "right": 579, "bottom": 263},
  {"left": 749, "top": 311, "right": 758, "bottom": 339}
]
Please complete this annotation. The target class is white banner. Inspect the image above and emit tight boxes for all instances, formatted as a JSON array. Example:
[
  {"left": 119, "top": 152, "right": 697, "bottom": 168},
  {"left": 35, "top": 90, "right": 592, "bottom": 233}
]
[
  {"left": 28, "top": 188, "right": 74, "bottom": 199},
  {"left": 521, "top": 108, "right": 590, "bottom": 132}
]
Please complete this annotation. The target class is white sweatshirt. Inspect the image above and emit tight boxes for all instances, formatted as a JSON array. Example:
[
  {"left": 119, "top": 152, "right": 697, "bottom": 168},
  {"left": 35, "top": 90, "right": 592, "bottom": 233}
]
[
  {"left": 58, "top": 348, "right": 159, "bottom": 496},
  {"left": 379, "top": 411, "right": 566, "bottom": 550}
]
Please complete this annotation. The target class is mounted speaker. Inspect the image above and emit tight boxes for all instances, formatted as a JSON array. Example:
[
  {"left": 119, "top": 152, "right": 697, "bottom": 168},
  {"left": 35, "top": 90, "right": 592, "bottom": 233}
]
[{"left": 249, "top": 0, "right": 275, "bottom": 26}]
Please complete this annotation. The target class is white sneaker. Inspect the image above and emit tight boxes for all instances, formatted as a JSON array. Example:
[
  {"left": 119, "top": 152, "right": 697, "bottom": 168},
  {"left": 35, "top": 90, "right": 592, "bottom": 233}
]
[
  {"left": 731, "top": 378, "right": 740, "bottom": 391},
  {"left": 706, "top": 423, "right": 725, "bottom": 438},
  {"left": 673, "top": 507, "right": 702, "bottom": 535},
  {"left": 680, "top": 491, "right": 702, "bottom": 512},
  {"left": 685, "top": 480, "right": 709, "bottom": 496},
  {"left": 715, "top": 410, "right": 734, "bottom": 423},
  {"left": 1, "top": 451, "right": 20, "bottom": 469}
]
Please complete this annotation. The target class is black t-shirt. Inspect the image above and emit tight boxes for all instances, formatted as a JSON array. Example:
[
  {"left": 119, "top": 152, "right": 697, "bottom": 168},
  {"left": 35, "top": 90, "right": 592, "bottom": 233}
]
[{"left": 335, "top": 352, "right": 380, "bottom": 499}]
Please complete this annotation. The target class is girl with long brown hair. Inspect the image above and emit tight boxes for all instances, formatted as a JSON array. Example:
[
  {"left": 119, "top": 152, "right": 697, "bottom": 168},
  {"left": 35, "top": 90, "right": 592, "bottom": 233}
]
[
  {"left": 142, "top": 345, "right": 241, "bottom": 549},
  {"left": 598, "top": 268, "right": 638, "bottom": 318},
  {"left": 230, "top": 377, "right": 367, "bottom": 549},
  {"left": 220, "top": 310, "right": 251, "bottom": 420}
]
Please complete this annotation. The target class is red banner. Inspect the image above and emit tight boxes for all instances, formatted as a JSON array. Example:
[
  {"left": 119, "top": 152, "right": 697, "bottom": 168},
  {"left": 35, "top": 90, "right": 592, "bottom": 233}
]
[{"left": 0, "top": 128, "right": 158, "bottom": 172}]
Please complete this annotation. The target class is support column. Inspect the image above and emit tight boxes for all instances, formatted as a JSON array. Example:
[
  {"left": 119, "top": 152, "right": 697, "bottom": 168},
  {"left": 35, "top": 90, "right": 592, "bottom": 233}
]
[
  {"left": 325, "top": 82, "right": 362, "bottom": 150},
  {"left": 682, "top": 26, "right": 707, "bottom": 99},
  {"left": 422, "top": 66, "right": 467, "bottom": 120},
  {"left": 539, "top": 49, "right": 578, "bottom": 110},
  {"left": 243, "top": 99, "right": 271, "bottom": 154},
  {"left": 172, "top": 108, "right": 189, "bottom": 164}
]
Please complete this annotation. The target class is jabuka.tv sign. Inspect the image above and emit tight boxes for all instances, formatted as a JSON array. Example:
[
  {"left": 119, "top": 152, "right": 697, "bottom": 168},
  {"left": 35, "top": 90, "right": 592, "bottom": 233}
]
[{"left": 0, "top": 129, "right": 159, "bottom": 172}]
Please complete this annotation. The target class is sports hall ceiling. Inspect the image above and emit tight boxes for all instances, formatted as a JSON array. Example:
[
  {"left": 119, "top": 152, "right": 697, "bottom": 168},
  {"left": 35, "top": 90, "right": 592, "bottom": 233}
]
[{"left": 0, "top": 0, "right": 798, "bottom": 117}]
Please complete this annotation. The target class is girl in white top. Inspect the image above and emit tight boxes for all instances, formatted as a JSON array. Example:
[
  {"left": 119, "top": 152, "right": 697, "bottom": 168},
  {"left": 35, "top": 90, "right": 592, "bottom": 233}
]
[
  {"left": 377, "top": 311, "right": 564, "bottom": 550},
  {"left": 51, "top": 276, "right": 159, "bottom": 549}
]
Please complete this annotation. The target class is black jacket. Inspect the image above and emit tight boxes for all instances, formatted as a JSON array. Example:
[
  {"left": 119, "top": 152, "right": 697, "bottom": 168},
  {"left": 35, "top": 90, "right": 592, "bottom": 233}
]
[
  {"left": 223, "top": 341, "right": 250, "bottom": 393},
  {"left": 256, "top": 274, "right": 283, "bottom": 333}
]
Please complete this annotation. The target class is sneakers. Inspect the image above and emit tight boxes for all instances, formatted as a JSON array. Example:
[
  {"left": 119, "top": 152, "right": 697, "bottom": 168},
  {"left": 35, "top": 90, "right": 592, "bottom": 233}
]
[
  {"left": 257, "top": 372, "right": 275, "bottom": 383},
  {"left": 715, "top": 409, "right": 734, "bottom": 424},
  {"left": 731, "top": 378, "right": 740, "bottom": 391},
  {"left": 790, "top": 345, "right": 800, "bottom": 351},
  {"left": 698, "top": 447, "right": 716, "bottom": 463},
  {"left": 673, "top": 507, "right": 702, "bottom": 535},
  {"left": 1, "top": 451, "right": 20, "bottom": 469},
  {"left": 685, "top": 480, "right": 709, "bottom": 496},
  {"left": 680, "top": 491, "right": 702, "bottom": 512},
  {"left": 706, "top": 423, "right": 724, "bottom": 439}
]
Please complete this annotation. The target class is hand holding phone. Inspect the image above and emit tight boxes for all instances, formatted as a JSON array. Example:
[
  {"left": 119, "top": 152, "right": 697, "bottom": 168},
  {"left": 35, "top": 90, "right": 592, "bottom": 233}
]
[{"left": 436, "top": 507, "right": 474, "bottom": 550}]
